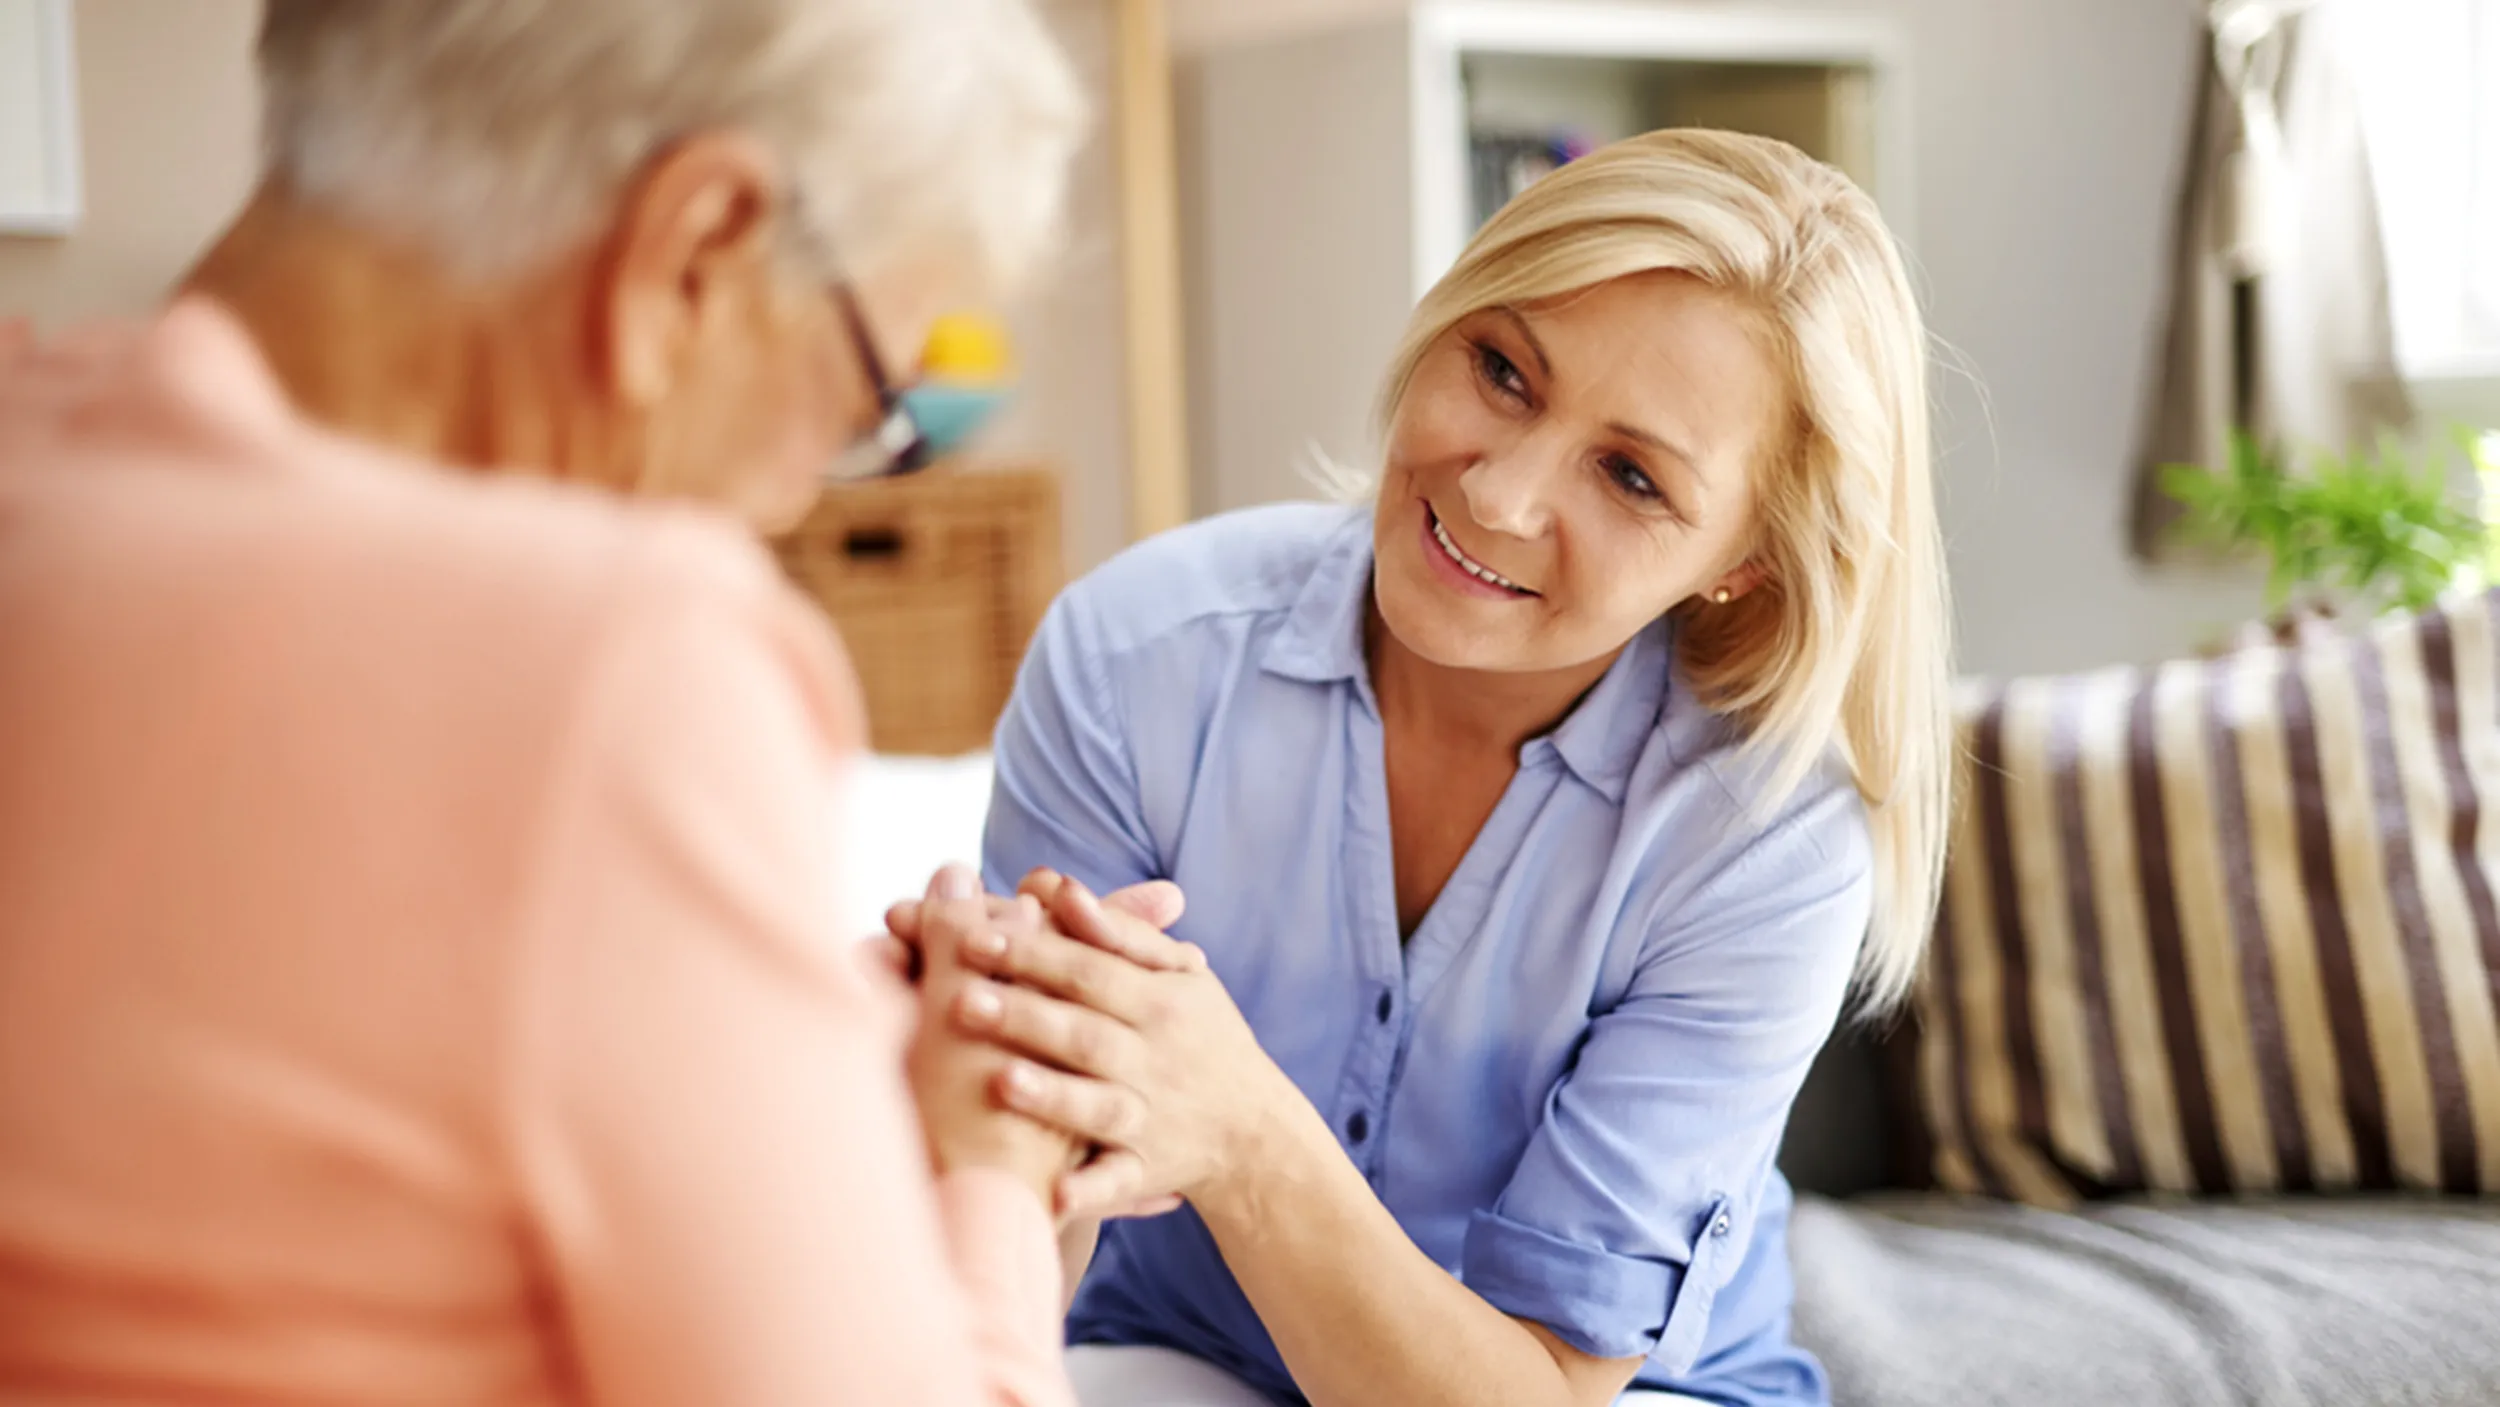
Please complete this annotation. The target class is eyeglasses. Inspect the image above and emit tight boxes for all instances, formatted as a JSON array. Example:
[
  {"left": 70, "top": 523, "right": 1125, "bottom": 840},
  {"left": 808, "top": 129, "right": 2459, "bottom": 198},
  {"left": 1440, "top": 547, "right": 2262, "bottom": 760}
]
[{"left": 826, "top": 279, "right": 932, "bottom": 482}]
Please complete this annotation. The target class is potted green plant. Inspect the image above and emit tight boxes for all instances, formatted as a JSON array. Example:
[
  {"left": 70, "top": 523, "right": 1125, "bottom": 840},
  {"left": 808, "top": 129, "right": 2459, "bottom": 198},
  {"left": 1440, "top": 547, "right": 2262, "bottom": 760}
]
[{"left": 2161, "top": 427, "right": 2492, "bottom": 627}]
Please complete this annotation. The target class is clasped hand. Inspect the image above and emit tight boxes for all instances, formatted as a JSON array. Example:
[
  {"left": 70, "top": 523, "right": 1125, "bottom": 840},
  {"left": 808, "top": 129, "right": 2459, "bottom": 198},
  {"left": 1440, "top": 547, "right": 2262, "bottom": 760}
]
[{"left": 887, "top": 865, "right": 1290, "bottom": 1223}]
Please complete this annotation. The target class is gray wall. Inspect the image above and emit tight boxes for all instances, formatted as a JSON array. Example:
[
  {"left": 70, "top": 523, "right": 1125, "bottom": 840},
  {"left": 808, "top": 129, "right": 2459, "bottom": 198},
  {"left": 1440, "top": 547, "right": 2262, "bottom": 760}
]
[
  {"left": 1829, "top": 0, "right": 2265, "bottom": 675},
  {"left": 0, "top": 0, "right": 257, "bottom": 332},
  {"left": 1179, "top": 18, "right": 1422, "bottom": 518}
]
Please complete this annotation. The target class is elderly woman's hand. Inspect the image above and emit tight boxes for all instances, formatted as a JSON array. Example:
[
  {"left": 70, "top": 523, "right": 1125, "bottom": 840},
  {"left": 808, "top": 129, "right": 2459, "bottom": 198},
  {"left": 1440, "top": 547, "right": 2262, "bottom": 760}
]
[
  {"left": 904, "top": 870, "right": 1082, "bottom": 1202},
  {"left": 945, "top": 874, "right": 1302, "bottom": 1219}
]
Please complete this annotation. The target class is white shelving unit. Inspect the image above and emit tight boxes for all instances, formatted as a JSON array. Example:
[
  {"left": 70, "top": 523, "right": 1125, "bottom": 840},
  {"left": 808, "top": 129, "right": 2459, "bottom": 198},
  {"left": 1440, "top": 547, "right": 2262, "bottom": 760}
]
[{"left": 1179, "top": 1, "right": 1910, "bottom": 515}]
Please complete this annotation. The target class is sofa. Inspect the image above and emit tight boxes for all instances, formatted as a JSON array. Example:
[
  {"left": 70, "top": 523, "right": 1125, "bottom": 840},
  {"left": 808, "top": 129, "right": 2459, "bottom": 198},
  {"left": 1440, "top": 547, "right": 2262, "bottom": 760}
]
[{"left": 1780, "top": 592, "right": 2500, "bottom": 1407}]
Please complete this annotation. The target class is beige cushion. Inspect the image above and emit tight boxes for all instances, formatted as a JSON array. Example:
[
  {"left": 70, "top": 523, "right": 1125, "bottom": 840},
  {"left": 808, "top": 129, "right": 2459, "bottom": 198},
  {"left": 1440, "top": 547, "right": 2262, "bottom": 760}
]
[{"left": 1910, "top": 593, "right": 2500, "bottom": 1204}]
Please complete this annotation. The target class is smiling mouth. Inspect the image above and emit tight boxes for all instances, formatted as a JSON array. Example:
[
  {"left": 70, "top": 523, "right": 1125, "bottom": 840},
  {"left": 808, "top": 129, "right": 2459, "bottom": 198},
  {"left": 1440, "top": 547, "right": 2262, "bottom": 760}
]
[{"left": 1427, "top": 506, "right": 1537, "bottom": 596}]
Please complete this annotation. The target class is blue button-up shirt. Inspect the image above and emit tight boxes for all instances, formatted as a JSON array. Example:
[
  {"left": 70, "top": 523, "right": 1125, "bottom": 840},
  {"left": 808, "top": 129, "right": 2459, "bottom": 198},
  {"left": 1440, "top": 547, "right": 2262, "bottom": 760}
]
[{"left": 982, "top": 504, "right": 1868, "bottom": 1406}]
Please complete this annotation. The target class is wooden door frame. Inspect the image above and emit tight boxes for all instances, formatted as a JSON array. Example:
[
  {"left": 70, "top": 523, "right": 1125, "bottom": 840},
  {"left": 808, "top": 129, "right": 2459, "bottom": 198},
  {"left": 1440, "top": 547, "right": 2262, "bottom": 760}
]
[{"left": 1113, "top": 0, "right": 1191, "bottom": 540}]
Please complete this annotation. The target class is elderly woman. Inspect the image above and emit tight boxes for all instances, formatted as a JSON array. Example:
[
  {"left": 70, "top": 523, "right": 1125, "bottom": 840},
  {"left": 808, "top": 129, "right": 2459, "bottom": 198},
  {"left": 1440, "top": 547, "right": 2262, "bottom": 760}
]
[
  {"left": 912, "top": 130, "right": 1955, "bottom": 1407},
  {"left": 0, "top": 2, "right": 1100, "bottom": 1404}
]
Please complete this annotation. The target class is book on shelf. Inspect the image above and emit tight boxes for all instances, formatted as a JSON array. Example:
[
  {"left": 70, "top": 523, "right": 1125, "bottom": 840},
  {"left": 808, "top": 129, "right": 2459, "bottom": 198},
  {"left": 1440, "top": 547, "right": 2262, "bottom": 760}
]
[{"left": 1467, "top": 129, "right": 1596, "bottom": 228}]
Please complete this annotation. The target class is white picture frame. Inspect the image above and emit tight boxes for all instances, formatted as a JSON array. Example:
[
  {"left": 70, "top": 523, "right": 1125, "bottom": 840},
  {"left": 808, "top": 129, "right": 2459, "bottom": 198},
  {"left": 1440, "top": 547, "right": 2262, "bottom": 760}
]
[{"left": 0, "top": 0, "right": 81, "bottom": 235}]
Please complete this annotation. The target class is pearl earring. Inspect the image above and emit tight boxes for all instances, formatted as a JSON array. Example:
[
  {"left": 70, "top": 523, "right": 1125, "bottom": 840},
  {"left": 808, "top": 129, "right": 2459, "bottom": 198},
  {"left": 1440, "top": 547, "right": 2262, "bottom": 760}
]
[{"left": 1711, "top": 588, "right": 1733, "bottom": 605}]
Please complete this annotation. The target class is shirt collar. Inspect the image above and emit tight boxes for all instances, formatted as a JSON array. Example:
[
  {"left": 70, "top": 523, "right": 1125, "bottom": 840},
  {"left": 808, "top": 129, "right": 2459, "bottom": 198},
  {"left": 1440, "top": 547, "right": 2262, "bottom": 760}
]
[
  {"left": 1259, "top": 510, "right": 1376, "bottom": 685},
  {"left": 1262, "top": 510, "right": 1673, "bottom": 803},
  {"left": 1542, "top": 615, "right": 1673, "bottom": 803}
]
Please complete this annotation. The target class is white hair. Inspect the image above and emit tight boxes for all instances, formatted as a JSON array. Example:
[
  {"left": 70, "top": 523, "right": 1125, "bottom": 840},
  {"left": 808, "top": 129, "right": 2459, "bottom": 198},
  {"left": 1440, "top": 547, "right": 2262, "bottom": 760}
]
[
  {"left": 256, "top": 0, "right": 1088, "bottom": 290},
  {"left": 1373, "top": 130, "right": 1955, "bottom": 1014}
]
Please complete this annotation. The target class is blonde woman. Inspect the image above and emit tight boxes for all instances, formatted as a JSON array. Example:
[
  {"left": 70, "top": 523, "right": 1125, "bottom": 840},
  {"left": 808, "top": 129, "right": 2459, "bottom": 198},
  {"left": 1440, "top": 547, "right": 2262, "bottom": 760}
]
[
  {"left": 924, "top": 130, "right": 1952, "bottom": 1407},
  {"left": 0, "top": 1, "right": 1104, "bottom": 1403}
]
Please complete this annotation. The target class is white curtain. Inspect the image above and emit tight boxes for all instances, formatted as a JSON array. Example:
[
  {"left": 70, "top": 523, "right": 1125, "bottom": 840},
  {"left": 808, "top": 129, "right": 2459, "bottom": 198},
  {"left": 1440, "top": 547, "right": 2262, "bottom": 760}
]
[{"left": 2131, "top": 0, "right": 2415, "bottom": 554}]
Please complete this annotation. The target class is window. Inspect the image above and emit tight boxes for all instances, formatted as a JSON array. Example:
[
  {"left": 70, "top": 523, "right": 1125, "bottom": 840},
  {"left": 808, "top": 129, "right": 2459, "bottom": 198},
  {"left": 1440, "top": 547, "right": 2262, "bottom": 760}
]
[{"left": 2338, "top": 0, "right": 2500, "bottom": 374}]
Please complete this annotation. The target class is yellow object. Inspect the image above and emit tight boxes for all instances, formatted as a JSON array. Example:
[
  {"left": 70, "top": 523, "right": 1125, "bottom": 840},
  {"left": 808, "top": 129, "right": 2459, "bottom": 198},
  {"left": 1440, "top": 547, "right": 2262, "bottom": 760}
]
[{"left": 919, "top": 312, "right": 1015, "bottom": 384}]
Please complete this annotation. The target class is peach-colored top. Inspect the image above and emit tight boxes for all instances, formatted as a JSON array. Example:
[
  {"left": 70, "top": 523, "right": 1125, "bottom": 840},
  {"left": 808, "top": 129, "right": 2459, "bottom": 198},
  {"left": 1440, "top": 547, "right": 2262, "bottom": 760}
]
[{"left": 0, "top": 303, "right": 1072, "bottom": 1407}]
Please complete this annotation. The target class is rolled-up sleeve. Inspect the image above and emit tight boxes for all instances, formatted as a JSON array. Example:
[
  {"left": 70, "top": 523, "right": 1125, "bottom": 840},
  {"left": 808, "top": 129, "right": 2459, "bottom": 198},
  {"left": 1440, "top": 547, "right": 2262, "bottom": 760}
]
[
  {"left": 983, "top": 591, "right": 1161, "bottom": 899},
  {"left": 1461, "top": 779, "right": 1871, "bottom": 1371}
]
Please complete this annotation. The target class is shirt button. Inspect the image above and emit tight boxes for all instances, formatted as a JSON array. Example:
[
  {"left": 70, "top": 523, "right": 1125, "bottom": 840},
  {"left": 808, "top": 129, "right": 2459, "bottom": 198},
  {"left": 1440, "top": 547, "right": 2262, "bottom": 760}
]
[
  {"left": 1375, "top": 991, "right": 1394, "bottom": 1023},
  {"left": 1346, "top": 1110, "right": 1371, "bottom": 1144},
  {"left": 1710, "top": 1212, "right": 1733, "bottom": 1238}
]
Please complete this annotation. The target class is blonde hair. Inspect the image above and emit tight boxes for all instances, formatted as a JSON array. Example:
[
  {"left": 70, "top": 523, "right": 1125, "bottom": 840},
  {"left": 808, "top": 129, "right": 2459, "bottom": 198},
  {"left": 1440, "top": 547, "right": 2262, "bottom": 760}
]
[
  {"left": 256, "top": 0, "right": 1086, "bottom": 291},
  {"left": 1379, "top": 130, "right": 1952, "bottom": 1011}
]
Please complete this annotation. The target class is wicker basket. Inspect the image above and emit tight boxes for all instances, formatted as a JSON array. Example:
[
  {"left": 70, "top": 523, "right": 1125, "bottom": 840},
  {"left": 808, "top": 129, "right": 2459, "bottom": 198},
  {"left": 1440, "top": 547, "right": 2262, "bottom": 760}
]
[{"left": 773, "top": 466, "right": 1062, "bottom": 756}]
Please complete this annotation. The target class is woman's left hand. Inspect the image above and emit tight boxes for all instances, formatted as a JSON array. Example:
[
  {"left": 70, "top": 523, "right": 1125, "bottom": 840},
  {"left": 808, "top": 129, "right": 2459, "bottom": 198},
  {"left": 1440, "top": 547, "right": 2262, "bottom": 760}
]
[{"left": 948, "top": 874, "right": 1301, "bottom": 1219}]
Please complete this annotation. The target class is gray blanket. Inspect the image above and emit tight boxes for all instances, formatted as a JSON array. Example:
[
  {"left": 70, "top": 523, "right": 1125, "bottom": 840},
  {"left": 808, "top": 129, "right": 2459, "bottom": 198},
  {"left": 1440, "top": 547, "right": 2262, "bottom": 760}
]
[{"left": 1789, "top": 1194, "right": 2500, "bottom": 1407}]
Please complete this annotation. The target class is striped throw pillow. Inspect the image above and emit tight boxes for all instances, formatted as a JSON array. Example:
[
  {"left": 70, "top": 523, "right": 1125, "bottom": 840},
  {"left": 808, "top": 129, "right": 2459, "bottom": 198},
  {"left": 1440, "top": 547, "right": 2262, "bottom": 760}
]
[{"left": 1911, "top": 592, "right": 2500, "bottom": 1204}]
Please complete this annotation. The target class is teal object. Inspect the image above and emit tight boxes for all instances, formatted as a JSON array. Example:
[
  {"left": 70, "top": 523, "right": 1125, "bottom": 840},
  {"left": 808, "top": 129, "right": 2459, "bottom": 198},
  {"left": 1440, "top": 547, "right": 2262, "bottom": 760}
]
[{"left": 898, "top": 383, "right": 1010, "bottom": 457}]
